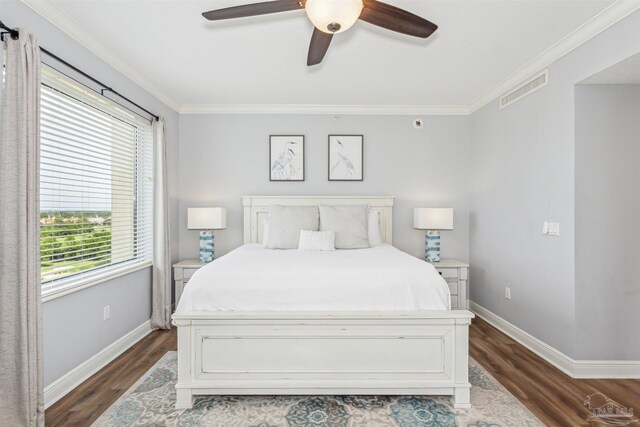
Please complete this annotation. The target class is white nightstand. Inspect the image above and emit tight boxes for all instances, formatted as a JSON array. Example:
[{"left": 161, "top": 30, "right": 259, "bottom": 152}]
[
  {"left": 173, "top": 260, "right": 207, "bottom": 307},
  {"left": 430, "top": 259, "right": 469, "bottom": 310}
]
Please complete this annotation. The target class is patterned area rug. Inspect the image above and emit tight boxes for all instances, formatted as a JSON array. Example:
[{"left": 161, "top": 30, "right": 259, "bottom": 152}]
[{"left": 93, "top": 352, "right": 542, "bottom": 426}]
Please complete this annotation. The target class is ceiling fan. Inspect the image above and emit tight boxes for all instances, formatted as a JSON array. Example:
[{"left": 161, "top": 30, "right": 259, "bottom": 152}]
[{"left": 202, "top": 0, "right": 438, "bottom": 66}]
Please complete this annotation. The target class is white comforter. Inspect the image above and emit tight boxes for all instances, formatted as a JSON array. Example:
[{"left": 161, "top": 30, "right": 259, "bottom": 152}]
[{"left": 176, "top": 244, "right": 450, "bottom": 312}]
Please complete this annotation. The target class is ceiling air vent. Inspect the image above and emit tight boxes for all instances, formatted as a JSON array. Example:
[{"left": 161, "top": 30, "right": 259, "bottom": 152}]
[{"left": 499, "top": 70, "right": 549, "bottom": 109}]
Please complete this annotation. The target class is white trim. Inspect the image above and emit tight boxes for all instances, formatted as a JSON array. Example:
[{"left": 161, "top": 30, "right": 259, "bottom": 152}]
[
  {"left": 179, "top": 104, "right": 470, "bottom": 116},
  {"left": 19, "top": 0, "right": 181, "bottom": 112},
  {"left": 44, "top": 320, "right": 153, "bottom": 408},
  {"left": 470, "top": 302, "right": 575, "bottom": 376},
  {"left": 573, "top": 360, "right": 640, "bottom": 379},
  {"left": 19, "top": 0, "right": 640, "bottom": 115},
  {"left": 42, "top": 261, "right": 152, "bottom": 302},
  {"left": 468, "top": 0, "right": 640, "bottom": 113},
  {"left": 470, "top": 302, "right": 640, "bottom": 379}
]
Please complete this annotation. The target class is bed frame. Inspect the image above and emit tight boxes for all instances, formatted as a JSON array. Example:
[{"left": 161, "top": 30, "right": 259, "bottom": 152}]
[{"left": 172, "top": 196, "right": 474, "bottom": 409}]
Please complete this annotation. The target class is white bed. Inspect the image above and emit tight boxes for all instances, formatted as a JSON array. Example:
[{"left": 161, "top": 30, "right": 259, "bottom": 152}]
[
  {"left": 172, "top": 196, "right": 474, "bottom": 409},
  {"left": 176, "top": 244, "right": 451, "bottom": 312}
]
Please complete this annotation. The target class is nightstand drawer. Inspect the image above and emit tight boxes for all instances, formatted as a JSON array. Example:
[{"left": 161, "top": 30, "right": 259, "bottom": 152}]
[
  {"left": 183, "top": 268, "right": 199, "bottom": 280},
  {"left": 437, "top": 268, "right": 459, "bottom": 279},
  {"left": 431, "top": 260, "right": 468, "bottom": 310},
  {"left": 446, "top": 280, "right": 459, "bottom": 295}
]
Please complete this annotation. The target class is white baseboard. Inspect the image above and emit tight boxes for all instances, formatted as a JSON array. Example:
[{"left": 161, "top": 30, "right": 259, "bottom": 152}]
[
  {"left": 44, "top": 320, "right": 153, "bottom": 408},
  {"left": 470, "top": 302, "right": 640, "bottom": 379},
  {"left": 572, "top": 360, "right": 640, "bottom": 379}
]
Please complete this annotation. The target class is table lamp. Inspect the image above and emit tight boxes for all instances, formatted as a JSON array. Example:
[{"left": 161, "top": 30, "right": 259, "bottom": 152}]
[
  {"left": 414, "top": 208, "right": 453, "bottom": 262},
  {"left": 188, "top": 207, "right": 227, "bottom": 263}
]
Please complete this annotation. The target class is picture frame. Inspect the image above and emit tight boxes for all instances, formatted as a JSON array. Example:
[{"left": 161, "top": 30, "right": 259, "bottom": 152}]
[
  {"left": 328, "top": 135, "right": 363, "bottom": 181},
  {"left": 269, "top": 135, "right": 305, "bottom": 181}
]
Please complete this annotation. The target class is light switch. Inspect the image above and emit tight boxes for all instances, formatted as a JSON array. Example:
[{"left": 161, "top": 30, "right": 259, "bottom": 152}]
[{"left": 543, "top": 222, "right": 560, "bottom": 236}]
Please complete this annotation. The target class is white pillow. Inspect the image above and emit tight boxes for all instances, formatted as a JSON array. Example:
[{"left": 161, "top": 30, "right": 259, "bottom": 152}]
[
  {"left": 298, "top": 230, "right": 336, "bottom": 251},
  {"left": 368, "top": 211, "right": 383, "bottom": 247},
  {"left": 265, "top": 205, "right": 320, "bottom": 249},
  {"left": 265, "top": 209, "right": 381, "bottom": 247},
  {"left": 319, "top": 205, "right": 369, "bottom": 249}
]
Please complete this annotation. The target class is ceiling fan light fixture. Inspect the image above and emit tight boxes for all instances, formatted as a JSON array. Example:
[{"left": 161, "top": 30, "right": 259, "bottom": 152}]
[{"left": 305, "top": 0, "right": 363, "bottom": 34}]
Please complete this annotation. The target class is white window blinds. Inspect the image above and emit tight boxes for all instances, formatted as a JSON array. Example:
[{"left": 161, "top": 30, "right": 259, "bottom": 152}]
[{"left": 40, "top": 68, "right": 153, "bottom": 289}]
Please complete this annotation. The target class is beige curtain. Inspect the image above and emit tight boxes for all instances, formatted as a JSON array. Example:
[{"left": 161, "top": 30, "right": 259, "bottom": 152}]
[
  {"left": 151, "top": 118, "right": 172, "bottom": 329},
  {"left": 0, "top": 30, "right": 45, "bottom": 426}
]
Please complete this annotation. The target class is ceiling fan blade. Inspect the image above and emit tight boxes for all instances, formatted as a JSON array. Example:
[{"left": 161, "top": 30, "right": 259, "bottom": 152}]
[
  {"left": 307, "top": 28, "right": 333, "bottom": 66},
  {"left": 359, "top": 0, "right": 437, "bottom": 38},
  {"left": 203, "top": 0, "right": 304, "bottom": 21}
]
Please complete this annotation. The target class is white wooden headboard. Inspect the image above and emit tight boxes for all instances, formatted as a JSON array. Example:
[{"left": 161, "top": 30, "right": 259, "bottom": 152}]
[{"left": 242, "top": 196, "right": 394, "bottom": 245}]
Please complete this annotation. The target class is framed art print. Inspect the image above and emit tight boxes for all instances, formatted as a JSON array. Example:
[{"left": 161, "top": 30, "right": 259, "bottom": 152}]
[
  {"left": 270, "top": 135, "right": 305, "bottom": 181},
  {"left": 328, "top": 135, "right": 363, "bottom": 181}
]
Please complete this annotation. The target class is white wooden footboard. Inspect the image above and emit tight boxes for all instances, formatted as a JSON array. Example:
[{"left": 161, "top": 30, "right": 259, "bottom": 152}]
[{"left": 172, "top": 310, "right": 474, "bottom": 409}]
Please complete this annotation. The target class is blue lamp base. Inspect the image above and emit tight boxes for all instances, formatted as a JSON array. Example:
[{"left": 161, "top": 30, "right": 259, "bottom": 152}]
[
  {"left": 425, "top": 230, "right": 441, "bottom": 263},
  {"left": 199, "top": 231, "right": 215, "bottom": 263}
]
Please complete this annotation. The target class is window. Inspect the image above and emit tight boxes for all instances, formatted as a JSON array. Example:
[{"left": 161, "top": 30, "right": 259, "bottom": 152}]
[{"left": 40, "top": 68, "right": 152, "bottom": 295}]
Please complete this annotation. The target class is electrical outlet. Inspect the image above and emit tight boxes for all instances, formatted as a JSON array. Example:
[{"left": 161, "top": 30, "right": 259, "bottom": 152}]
[
  {"left": 103, "top": 305, "right": 110, "bottom": 320},
  {"left": 505, "top": 287, "right": 511, "bottom": 300}
]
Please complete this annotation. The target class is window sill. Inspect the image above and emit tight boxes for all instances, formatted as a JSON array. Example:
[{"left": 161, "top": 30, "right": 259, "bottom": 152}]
[{"left": 42, "top": 260, "right": 153, "bottom": 302}]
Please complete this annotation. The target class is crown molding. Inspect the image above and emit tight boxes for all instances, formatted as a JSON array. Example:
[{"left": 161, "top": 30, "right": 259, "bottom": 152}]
[
  {"left": 179, "top": 104, "right": 470, "bottom": 115},
  {"left": 19, "top": 0, "right": 181, "bottom": 113},
  {"left": 468, "top": 0, "right": 640, "bottom": 114},
  {"left": 20, "top": 0, "right": 640, "bottom": 116}
]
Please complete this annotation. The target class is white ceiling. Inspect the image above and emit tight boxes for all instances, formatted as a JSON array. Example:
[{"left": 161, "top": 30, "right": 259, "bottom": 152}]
[
  {"left": 580, "top": 52, "right": 640, "bottom": 84},
  {"left": 45, "top": 0, "right": 618, "bottom": 109}
]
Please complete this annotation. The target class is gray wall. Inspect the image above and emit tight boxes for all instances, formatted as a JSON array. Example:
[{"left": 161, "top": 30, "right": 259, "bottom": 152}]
[
  {"left": 5, "top": 0, "right": 639, "bottom": 392},
  {"left": 178, "top": 115, "right": 471, "bottom": 262},
  {"left": 575, "top": 84, "right": 640, "bottom": 360},
  {"left": 42, "top": 268, "right": 151, "bottom": 385},
  {"left": 2, "top": 1, "right": 180, "bottom": 387},
  {"left": 469, "top": 10, "right": 640, "bottom": 358}
]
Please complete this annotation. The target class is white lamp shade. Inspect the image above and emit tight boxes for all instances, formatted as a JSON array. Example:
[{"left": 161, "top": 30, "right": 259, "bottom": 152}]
[
  {"left": 305, "top": 0, "right": 363, "bottom": 34},
  {"left": 188, "top": 207, "right": 227, "bottom": 230},
  {"left": 414, "top": 208, "right": 453, "bottom": 230}
]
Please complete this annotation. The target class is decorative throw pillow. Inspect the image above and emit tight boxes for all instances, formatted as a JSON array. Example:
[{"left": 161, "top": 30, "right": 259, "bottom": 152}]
[
  {"left": 298, "top": 230, "right": 336, "bottom": 251},
  {"left": 368, "top": 211, "right": 383, "bottom": 246},
  {"left": 319, "top": 205, "right": 369, "bottom": 249},
  {"left": 265, "top": 205, "right": 320, "bottom": 249}
]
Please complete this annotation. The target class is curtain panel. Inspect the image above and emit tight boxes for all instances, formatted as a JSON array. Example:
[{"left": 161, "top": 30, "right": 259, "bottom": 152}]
[
  {"left": 151, "top": 118, "right": 172, "bottom": 330},
  {"left": 0, "top": 30, "right": 45, "bottom": 426}
]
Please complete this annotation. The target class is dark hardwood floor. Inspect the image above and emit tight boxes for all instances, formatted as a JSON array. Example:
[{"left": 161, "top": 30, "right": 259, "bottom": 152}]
[
  {"left": 45, "top": 317, "right": 640, "bottom": 427},
  {"left": 471, "top": 319, "right": 640, "bottom": 426},
  {"left": 45, "top": 327, "right": 176, "bottom": 427}
]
